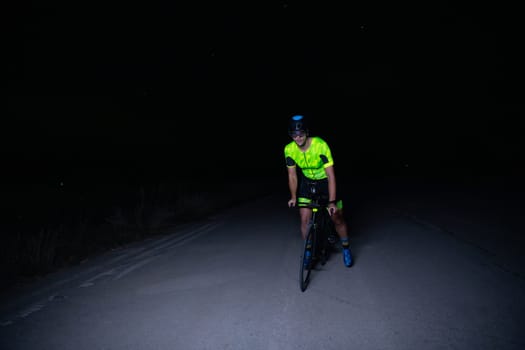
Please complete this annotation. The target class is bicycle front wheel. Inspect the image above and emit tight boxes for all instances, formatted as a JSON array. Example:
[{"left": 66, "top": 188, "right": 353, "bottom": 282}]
[{"left": 299, "top": 225, "right": 315, "bottom": 292}]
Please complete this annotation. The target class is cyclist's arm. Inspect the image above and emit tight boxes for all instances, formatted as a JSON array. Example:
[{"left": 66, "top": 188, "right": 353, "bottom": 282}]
[
  {"left": 287, "top": 166, "right": 298, "bottom": 203},
  {"left": 324, "top": 165, "right": 337, "bottom": 203}
]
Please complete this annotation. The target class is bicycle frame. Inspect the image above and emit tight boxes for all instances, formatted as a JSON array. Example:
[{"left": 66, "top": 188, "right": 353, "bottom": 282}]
[
  {"left": 299, "top": 181, "right": 337, "bottom": 291},
  {"left": 307, "top": 200, "right": 333, "bottom": 262},
  {"left": 306, "top": 180, "right": 336, "bottom": 249}
]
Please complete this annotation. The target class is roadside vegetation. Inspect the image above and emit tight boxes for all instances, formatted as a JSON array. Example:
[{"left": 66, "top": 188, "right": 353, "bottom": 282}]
[{"left": 0, "top": 174, "right": 275, "bottom": 292}]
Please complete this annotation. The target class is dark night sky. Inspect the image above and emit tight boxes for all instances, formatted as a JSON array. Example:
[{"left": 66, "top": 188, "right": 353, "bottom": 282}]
[{"left": 5, "top": 1, "right": 525, "bottom": 184}]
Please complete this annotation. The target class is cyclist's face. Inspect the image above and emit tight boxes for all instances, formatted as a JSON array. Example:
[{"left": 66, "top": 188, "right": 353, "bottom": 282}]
[{"left": 290, "top": 131, "right": 307, "bottom": 146}]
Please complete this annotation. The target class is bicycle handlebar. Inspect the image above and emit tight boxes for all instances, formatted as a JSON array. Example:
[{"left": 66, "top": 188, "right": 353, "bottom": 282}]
[{"left": 289, "top": 201, "right": 335, "bottom": 215}]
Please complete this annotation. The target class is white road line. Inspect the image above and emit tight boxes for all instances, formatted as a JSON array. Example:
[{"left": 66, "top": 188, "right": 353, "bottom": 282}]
[
  {"left": 113, "top": 222, "right": 221, "bottom": 281},
  {"left": 79, "top": 268, "right": 116, "bottom": 288},
  {"left": 1, "top": 221, "right": 223, "bottom": 327},
  {"left": 114, "top": 257, "right": 157, "bottom": 281}
]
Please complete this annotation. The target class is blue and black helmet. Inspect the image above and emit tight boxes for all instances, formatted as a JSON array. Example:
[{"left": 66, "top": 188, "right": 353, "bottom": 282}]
[{"left": 288, "top": 114, "right": 309, "bottom": 135}]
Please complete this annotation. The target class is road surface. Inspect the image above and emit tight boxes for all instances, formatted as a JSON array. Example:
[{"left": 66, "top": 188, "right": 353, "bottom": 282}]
[{"left": 1, "top": 177, "right": 524, "bottom": 349}]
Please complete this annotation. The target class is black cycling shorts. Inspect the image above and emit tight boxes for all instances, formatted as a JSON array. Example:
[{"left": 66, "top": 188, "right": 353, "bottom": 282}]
[
  {"left": 297, "top": 178, "right": 343, "bottom": 209},
  {"left": 297, "top": 178, "right": 328, "bottom": 207}
]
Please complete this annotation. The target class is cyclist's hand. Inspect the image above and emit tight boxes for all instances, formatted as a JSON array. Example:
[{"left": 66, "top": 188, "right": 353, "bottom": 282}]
[
  {"left": 288, "top": 199, "right": 296, "bottom": 208},
  {"left": 328, "top": 204, "right": 337, "bottom": 215}
]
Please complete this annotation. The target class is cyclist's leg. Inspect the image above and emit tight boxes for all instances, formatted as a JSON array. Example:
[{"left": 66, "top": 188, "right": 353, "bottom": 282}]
[
  {"left": 296, "top": 178, "right": 314, "bottom": 240},
  {"left": 331, "top": 200, "right": 353, "bottom": 267},
  {"left": 331, "top": 203, "right": 348, "bottom": 240},
  {"left": 298, "top": 201, "right": 312, "bottom": 241}
]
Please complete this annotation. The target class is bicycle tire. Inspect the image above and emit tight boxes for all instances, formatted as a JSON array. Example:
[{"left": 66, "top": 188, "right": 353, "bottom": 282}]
[
  {"left": 318, "top": 209, "right": 331, "bottom": 265},
  {"left": 299, "top": 224, "right": 315, "bottom": 292}
]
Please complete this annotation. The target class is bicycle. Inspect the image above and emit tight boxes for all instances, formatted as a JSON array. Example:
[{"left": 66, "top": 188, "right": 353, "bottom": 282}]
[{"left": 298, "top": 181, "right": 338, "bottom": 292}]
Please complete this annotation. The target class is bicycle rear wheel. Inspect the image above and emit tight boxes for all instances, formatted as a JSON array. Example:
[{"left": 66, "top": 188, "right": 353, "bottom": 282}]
[{"left": 299, "top": 225, "right": 315, "bottom": 292}]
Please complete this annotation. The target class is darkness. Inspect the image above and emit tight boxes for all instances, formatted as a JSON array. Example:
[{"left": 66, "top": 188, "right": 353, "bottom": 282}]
[
  {"left": 5, "top": 1, "right": 525, "bottom": 188},
  {"left": 2, "top": 3, "right": 525, "bottom": 343}
]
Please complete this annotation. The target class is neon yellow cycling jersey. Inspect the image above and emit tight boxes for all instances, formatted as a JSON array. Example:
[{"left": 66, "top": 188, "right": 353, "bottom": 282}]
[{"left": 284, "top": 136, "right": 334, "bottom": 180}]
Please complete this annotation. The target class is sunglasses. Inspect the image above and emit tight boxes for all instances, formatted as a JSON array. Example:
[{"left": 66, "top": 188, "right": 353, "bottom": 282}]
[{"left": 289, "top": 131, "right": 306, "bottom": 138}]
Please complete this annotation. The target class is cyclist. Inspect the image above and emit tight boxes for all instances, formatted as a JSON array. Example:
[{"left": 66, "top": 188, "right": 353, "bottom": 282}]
[{"left": 284, "top": 114, "right": 353, "bottom": 267}]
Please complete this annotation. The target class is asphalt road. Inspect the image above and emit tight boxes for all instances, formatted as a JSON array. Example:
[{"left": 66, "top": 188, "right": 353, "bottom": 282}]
[{"left": 1, "top": 177, "right": 524, "bottom": 350}]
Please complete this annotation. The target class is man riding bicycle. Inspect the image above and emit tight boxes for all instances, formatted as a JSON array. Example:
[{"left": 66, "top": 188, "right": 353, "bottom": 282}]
[{"left": 284, "top": 114, "right": 353, "bottom": 268}]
